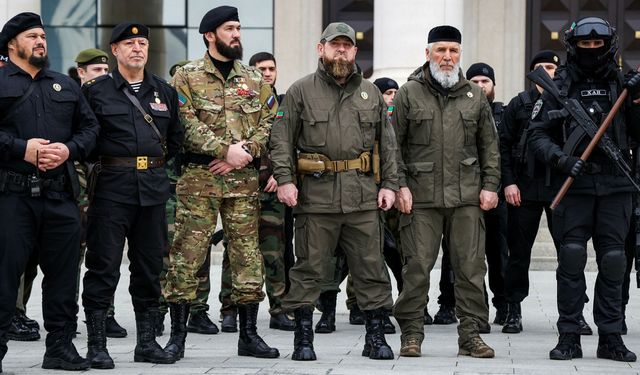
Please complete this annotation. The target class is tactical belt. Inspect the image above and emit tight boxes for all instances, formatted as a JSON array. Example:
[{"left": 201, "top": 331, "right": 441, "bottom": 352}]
[
  {"left": 0, "top": 169, "right": 67, "bottom": 194},
  {"left": 100, "top": 156, "right": 165, "bottom": 170},
  {"left": 297, "top": 152, "right": 371, "bottom": 175}
]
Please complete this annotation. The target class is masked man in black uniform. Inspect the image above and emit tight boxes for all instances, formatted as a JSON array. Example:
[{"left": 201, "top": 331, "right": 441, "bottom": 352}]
[{"left": 529, "top": 17, "right": 640, "bottom": 362}]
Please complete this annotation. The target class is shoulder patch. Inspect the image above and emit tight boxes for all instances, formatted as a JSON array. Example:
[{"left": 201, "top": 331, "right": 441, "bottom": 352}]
[
  {"left": 275, "top": 110, "right": 284, "bottom": 119},
  {"left": 266, "top": 95, "right": 276, "bottom": 109},
  {"left": 178, "top": 92, "right": 188, "bottom": 107},
  {"left": 531, "top": 99, "right": 543, "bottom": 120}
]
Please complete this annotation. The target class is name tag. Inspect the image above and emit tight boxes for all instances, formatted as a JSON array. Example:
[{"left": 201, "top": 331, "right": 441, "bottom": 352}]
[{"left": 150, "top": 102, "right": 168, "bottom": 111}]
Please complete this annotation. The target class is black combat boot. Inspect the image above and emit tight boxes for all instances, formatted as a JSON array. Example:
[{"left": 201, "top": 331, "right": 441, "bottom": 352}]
[
  {"left": 221, "top": 308, "right": 238, "bottom": 333},
  {"left": 502, "top": 302, "right": 523, "bottom": 333},
  {"left": 164, "top": 302, "right": 190, "bottom": 361},
  {"left": 549, "top": 333, "right": 582, "bottom": 360},
  {"left": 269, "top": 312, "right": 295, "bottom": 331},
  {"left": 349, "top": 305, "right": 365, "bottom": 325},
  {"left": 7, "top": 314, "right": 39, "bottom": 341},
  {"left": 85, "top": 310, "right": 114, "bottom": 369},
  {"left": 134, "top": 311, "right": 176, "bottom": 364},
  {"left": 577, "top": 313, "right": 593, "bottom": 335},
  {"left": 597, "top": 333, "right": 637, "bottom": 362},
  {"left": 292, "top": 306, "right": 316, "bottom": 361},
  {"left": 187, "top": 310, "right": 218, "bottom": 334},
  {"left": 105, "top": 315, "right": 127, "bottom": 338},
  {"left": 382, "top": 309, "right": 396, "bottom": 334},
  {"left": 16, "top": 311, "right": 39, "bottom": 331},
  {"left": 154, "top": 311, "right": 165, "bottom": 337},
  {"left": 237, "top": 303, "right": 279, "bottom": 358},
  {"left": 42, "top": 327, "right": 90, "bottom": 370},
  {"left": 433, "top": 304, "right": 457, "bottom": 324},
  {"left": 362, "top": 309, "right": 394, "bottom": 360},
  {"left": 493, "top": 303, "right": 508, "bottom": 325},
  {"left": 315, "top": 291, "right": 337, "bottom": 333}
]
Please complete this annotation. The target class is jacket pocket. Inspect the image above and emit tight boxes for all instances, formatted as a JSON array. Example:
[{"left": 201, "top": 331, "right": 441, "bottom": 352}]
[
  {"left": 459, "top": 157, "right": 481, "bottom": 203},
  {"left": 48, "top": 90, "right": 78, "bottom": 126},
  {"left": 300, "top": 109, "right": 328, "bottom": 147},
  {"left": 460, "top": 110, "right": 479, "bottom": 146},
  {"left": 406, "top": 109, "right": 433, "bottom": 145},
  {"left": 358, "top": 109, "right": 379, "bottom": 148},
  {"left": 406, "top": 161, "right": 435, "bottom": 203}
]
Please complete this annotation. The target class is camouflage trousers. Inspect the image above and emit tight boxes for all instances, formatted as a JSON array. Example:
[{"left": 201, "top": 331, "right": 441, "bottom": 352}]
[
  {"left": 164, "top": 194, "right": 265, "bottom": 304},
  {"left": 219, "top": 191, "right": 287, "bottom": 315},
  {"left": 159, "top": 189, "right": 211, "bottom": 314}
]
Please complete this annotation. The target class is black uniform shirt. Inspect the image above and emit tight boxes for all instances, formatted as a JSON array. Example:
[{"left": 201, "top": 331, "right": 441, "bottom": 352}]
[
  {"left": 0, "top": 62, "right": 99, "bottom": 177},
  {"left": 82, "top": 68, "right": 184, "bottom": 206}
]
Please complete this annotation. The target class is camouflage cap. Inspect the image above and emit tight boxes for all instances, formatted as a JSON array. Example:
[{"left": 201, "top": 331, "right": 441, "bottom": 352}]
[
  {"left": 75, "top": 48, "right": 108, "bottom": 66},
  {"left": 169, "top": 59, "right": 190, "bottom": 77},
  {"left": 321, "top": 22, "right": 356, "bottom": 45}
]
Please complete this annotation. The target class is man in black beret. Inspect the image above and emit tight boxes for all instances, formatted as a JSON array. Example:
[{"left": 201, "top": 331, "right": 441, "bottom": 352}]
[
  {"left": 163, "top": 4, "right": 280, "bottom": 360},
  {"left": 0, "top": 12, "right": 100, "bottom": 372},
  {"left": 392, "top": 24, "right": 500, "bottom": 358},
  {"left": 80, "top": 21, "right": 184, "bottom": 368}
]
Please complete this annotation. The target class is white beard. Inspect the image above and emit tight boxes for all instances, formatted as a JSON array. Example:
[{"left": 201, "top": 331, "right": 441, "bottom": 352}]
[{"left": 429, "top": 60, "right": 460, "bottom": 89}]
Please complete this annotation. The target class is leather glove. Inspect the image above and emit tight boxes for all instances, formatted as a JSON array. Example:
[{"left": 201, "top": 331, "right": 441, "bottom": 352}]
[
  {"left": 624, "top": 71, "right": 640, "bottom": 100},
  {"left": 556, "top": 155, "right": 585, "bottom": 177}
]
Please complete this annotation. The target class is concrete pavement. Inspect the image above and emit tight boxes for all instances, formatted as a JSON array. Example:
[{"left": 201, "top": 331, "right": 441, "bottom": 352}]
[{"left": 3, "top": 266, "right": 640, "bottom": 375}]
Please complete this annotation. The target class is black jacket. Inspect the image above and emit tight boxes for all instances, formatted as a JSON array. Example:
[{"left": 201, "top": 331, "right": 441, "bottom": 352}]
[{"left": 82, "top": 68, "right": 184, "bottom": 206}]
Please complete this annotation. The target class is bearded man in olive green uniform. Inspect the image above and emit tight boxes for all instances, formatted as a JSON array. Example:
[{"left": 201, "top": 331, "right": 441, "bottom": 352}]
[
  {"left": 162, "top": 6, "right": 279, "bottom": 360},
  {"left": 391, "top": 26, "right": 501, "bottom": 359},
  {"left": 270, "top": 22, "right": 398, "bottom": 361}
]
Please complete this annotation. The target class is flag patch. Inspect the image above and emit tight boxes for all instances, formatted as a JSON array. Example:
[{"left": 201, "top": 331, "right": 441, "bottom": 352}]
[
  {"left": 178, "top": 93, "right": 187, "bottom": 107},
  {"left": 276, "top": 110, "right": 284, "bottom": 119},
  {"left": 387, "top": 105, "right": 395, "bottom": 118},
  {"left": 266, "top": 95, "right": 276, "bottom": 109}
]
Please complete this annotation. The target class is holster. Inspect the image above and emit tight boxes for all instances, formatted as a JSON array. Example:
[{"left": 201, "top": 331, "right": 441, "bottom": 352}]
[{"left": 86, "top": 162, "right": 101, "bottom": 202}]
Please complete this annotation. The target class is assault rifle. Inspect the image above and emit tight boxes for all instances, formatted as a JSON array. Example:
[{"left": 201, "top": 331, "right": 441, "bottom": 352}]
[{"left": 527, "top": 67, "right": 640, "bottom": 209}]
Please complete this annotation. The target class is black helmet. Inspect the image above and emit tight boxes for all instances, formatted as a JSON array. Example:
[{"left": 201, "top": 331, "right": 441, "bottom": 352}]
[{"left": 564, "top": 17, "right": 618, "bottom": 74}]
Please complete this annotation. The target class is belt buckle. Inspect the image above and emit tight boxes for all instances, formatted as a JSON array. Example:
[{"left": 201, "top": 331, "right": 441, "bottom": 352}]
[
  {"left": 144, "top": 114, "right": 153, "bottom": 124},
  {"left": 136, "top": 156, "right": 148, "bottom": 170}
]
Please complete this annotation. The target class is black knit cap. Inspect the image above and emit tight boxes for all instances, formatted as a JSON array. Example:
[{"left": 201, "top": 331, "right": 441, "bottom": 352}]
[
  {"left": 199, "top": 6, "right": 239, "bottom": 34},
  {"left": 373, "top": 77, "right": 399, "bottom": 93},
  {"left": 529, "top": 50, "right": 560, "bottom": 71},
  {"left": 1, "top": 12, "right": 43, "bottom": 44},
  {"left": 428, "top": 25, "right": 461, "bottom": 44},
  {"left": 466, "top": 62, "right": 496, "bottom": 85},
  {"left": 110, "top": 22, "right": 149, "bottom": 44}
]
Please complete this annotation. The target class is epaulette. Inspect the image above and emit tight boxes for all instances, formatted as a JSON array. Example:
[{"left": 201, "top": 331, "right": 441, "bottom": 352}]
[
  {"left": 151, "top": 73, "right": 171, "bottom": 87},
  {"left": 82, "top": 73, "right": 110, "bottom": 88}
]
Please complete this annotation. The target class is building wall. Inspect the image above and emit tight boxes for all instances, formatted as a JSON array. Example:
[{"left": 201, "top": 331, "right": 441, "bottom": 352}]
[{"left": 0, "top": 0, "right": 40, "bottom": 25}]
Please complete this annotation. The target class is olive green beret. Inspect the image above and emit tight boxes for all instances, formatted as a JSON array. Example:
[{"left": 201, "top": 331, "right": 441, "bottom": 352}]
[{"left": 75, "top": 48, "right": 108, "bottom": 66}]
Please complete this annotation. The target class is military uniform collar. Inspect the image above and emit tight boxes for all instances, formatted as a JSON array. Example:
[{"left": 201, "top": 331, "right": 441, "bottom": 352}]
[
  {"left": 316, "top": 59, "right": 362, "bottom": 93},
  {"left": 5, "top": 61, "right": 54, "bottom": 80},
  {"left": 202, "top": 52, "right": 245, "bottom": 81},
  {"left": 111, "top": 67, "right": 158, "bottom": 92}
]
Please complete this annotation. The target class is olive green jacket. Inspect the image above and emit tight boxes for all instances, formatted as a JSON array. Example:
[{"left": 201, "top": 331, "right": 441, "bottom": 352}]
[
  {"left": 270, "top": 61, "right": 399, "bottom": 214},
  {"left": 393, "top": 64, "right": 500, "bottom": 208}
]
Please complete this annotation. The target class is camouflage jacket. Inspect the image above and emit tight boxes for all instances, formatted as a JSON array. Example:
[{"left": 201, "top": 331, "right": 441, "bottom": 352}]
[
  {"left": 171, "top": 53, "right": 275, "bottom": 197},
  {"left": 270, "top": 60, "right": 399, "bottom": 214},
  {"left": 393, "top": 64, "right": 501, "bottom": 209}
]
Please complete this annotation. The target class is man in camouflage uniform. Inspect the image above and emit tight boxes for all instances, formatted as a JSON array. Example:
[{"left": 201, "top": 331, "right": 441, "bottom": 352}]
[
  {"left": 218, "top": 52, "right": 294, "bottom": 333},
  {"left": 163, "top": 6, "right": 279, "bottom": 359},
  {"left": 270, "top": 22, "right": 398, "bottom": 361}
]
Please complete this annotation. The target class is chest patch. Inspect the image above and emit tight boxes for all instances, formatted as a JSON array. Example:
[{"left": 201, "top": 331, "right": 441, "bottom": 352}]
[
  {"left": 531, "top": 99, "right": 543, "bottom": 120},
  {"left": 580, "top": 89, "right": 608, "bottom": 97}
]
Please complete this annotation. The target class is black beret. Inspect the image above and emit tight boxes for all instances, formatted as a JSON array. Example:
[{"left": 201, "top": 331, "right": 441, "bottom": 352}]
[
  {"left": 110, "top": 22, "right": 149, "bottom": 44},
  {"left": 373, "top": 77, "right": 399, "bottom": 93},
  {"left": 529, "top": 50, "right": 560, "bottom": 71},
  {"left": 199, "top": 6, "right": 239, "bottom": 34},
  {"left": 428, "top": 25, "right": 461, "bottom": 44},
  {"left": 1, "top": 12, "right": 43, "bottom": 43},
  {"left": 466, "top": 62, "right": 496, "bottom": 85}
]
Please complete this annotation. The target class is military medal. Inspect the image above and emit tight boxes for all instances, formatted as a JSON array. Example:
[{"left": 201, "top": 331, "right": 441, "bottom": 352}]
[
  {"left": 467, "top": 91, "right": 473, "bottom": 98},
  {"left": 361, "top": 91, "right": 368, "bottom": 100},
  {"left": 53, "top": 83, "right": 62, "bottom": 92},
  {"left": 154, "top": 91, "right": 161, "bottom": 104}
]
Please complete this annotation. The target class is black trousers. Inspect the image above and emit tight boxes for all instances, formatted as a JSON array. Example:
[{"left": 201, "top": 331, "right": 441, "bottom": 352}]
[
  {"left": 0, "top": 193, "right": 81, "bottom": 359},
  {"left": 553, "top": 192, "right": 631, "bottom": 334},
  {"left": 82, "top": 198, "right": 166, "bottom": 313},
  {"left": 504, "top": 200, "right": 554, "bottom": 303},
  {"left": 437, "top": 201, "right": 508, "bottom": 309}
]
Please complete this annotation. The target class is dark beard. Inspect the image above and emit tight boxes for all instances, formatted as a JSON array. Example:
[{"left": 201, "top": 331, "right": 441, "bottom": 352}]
[
  {"left": 323, "top": 57, "right": 354, "bottom": 80},
  {"left": 215, "top": 38, "right": 243, "bottom": 60},
  {"left": 486, "top": 90, "right": 495, "bottom": 102},
  {"left": 18, "top": 46, "right": 49, "bottom": 69}
]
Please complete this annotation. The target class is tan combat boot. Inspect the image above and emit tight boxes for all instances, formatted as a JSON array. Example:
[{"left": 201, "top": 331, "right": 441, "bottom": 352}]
[
  {"left": 458, "top": 335, "right": 495, "bottom": 358},
  {"left": 399, "top": 335, "right": 422, "bottom": 357}
]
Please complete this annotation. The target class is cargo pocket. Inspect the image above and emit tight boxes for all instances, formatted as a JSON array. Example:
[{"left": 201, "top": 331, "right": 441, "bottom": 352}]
[
  {"left": 358, "top": 109, "right": 379, "bottom": 148},
  {"left": 398, "top": 213, "right": 416, "bottom": 263},
  {"left": 406, "top": 109, "right": 433, "bottom": 145},
  {"left": 240, "top": 99, "right": 262, "bottom": 137},
  {"left": 459, "top": 157, "right": 481, "bottom": 204},
  {"left": 406, "top": 161, "right": 435, "bottom": 203},
  {"left": 300, "top": 109, "right": 329, "bottom": 147},
  {"left": 294, "top": 215, "right": 309, "bottom": 259},
  {"left": 460, "top": 111, "right": 478, "bottom": 145}
]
